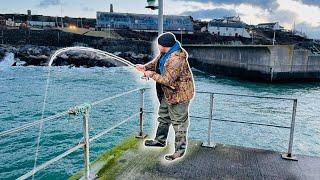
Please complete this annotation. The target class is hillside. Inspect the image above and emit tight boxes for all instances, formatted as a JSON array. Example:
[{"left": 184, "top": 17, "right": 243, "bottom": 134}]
[{"left": 0, "top": 27, "right": 319, "bottom": 55}]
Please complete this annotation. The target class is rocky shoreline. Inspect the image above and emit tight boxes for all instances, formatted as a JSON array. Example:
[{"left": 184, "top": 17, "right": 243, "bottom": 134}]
[{"left": 0, "top": 44, "right": 153, "bottom": 67}]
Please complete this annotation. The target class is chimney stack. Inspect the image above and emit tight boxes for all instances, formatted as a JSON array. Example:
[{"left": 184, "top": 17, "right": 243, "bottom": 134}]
[
  {"left": 110, "top": 4, "right": 114, "bottom": 12},
  {"left": 27, "top": 10, "right": 32, "bottom": 21}
]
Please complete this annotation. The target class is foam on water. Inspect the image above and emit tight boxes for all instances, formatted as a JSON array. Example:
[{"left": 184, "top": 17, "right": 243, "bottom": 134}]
[{"left": 0, "top": 53, "right": 15, "bottom": 70}]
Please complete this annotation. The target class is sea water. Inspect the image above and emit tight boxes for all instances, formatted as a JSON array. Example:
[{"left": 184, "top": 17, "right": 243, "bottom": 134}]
[{"left": 1, "top": 65, "right": 320, "bottom": 179}]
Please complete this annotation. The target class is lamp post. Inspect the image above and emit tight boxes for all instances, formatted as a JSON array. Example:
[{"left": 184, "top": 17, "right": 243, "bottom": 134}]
[
  {"left": 272, "top": 29, "right": 276, "bottom": 45},
  {"left": 60, "top": 0, "right": 64, "bottom": 28},
  {"left": 249, "top": 30, "right": 254, "bottom": 44},
  {"left": 178, "top": 28, "right": 184, "bottom": 44},
  {"left": 146, "top": 0, "right": 163, "bottom": 36},
  {"left": 107, "top": 24, "right": 111, "bottom": 38}
]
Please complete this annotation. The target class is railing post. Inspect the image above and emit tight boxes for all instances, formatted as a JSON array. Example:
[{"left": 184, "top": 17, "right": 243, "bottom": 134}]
[
  {"left": 270, "top": 67, "right": 274, "bottom": 83},
  {"left": 281, "top": 99, "right": 298, "bottom": 161},
  {"left": 67, "top": 103, "right": 93, "bottom": 178},
  {"left": 82, "top": 107, "right": 91, "bottom": 179},
  {"left": 136, "top": 88, "right": 147, "bottom": 138},
  {"left": 202, "top": 93, "right": 215, "bottom": 148}
]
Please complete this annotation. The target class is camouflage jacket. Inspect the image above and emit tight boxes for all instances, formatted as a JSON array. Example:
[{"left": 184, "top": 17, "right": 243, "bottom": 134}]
[{"left": 145, "top": 48, "right": 195, "bottom": 105}]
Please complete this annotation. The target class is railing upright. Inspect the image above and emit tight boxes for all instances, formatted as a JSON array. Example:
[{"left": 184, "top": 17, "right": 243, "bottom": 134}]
[
  {"left": 82, "top": 106, "right": 91, "bottom": 179},
  {"left": 136, "top": 89, "right": 147, "bottom": 138},
  {"left": 202, "top": 93, "right": 215, "bottom": 148},
  {"left": 282, "top": 99, "right": 298, "bottom": 161}
]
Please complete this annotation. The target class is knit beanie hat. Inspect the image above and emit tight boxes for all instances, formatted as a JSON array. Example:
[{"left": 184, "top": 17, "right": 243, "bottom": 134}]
[{"left": 157, "top": 32, "right": 177, "bottom": 47}]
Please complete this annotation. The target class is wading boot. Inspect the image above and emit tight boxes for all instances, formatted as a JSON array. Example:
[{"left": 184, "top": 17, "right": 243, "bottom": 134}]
[
  {"left": 164, "top": 151, "right": 185, "bottom": 161},
  {"left": 144, "top": 139, "right": 166, "bottom": 147}
]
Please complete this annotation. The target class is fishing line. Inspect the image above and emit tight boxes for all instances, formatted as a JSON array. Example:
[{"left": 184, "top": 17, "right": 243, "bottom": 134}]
[{"left": 32, "top": 47, "right": 146, "bottom": 179}]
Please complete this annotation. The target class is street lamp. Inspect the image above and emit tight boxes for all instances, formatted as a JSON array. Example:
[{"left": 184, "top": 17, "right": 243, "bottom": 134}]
[
  {"left": 249, "top": 30, "right": 254, "bottom": 44},
  {"left": 146, "top": 0, "right": 157, "bottom": 9},
  {"left": 107, "top": 24, "right": 111, "bottom": 38},
  {"left": 60, "top": 0, "right": 64, "bottom": 28},
  {"left": 178, "top": 28, "right": 185, "bottom": 44},
  {"left": 272, "top": 29, "right": 276, "bottom": 45},
  {"left": 146, "top": 0, "right": 163, "bottom": 36}
]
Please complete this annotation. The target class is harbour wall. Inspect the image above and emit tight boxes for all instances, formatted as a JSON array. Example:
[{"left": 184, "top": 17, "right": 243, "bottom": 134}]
[{"left": 183, "top": 44, "right": 320, "bottom": 82}]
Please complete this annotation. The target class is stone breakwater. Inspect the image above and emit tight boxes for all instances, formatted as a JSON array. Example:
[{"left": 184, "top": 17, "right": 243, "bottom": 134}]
[
  {"left": 184, "top": 44, "right": 320, "bottom": 82},
  {"left": 0, "top": 45, "right": 153, "bottom": 67}
]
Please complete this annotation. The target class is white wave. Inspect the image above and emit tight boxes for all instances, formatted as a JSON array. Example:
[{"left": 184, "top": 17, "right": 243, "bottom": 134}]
[{"left": 0, "top": 53, "right": 15, "bottom": 70}]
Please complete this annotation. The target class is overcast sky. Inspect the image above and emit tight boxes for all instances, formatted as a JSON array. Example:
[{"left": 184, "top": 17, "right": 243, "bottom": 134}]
[{"left": 0, "top": 0, "right": 319, "bottom": 39}]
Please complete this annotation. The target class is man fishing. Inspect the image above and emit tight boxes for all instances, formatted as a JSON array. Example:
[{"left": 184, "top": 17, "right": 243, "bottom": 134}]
[{"left": 135, "top": 32, "right": 195, "bottom": 161}]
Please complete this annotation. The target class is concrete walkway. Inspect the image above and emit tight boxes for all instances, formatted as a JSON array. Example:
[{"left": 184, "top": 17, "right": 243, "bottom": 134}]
[{"left": 75, "top": 136, "right": 320, "bottom": 180}]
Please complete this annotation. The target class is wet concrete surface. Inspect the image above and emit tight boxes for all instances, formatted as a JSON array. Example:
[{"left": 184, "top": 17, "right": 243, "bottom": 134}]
[{"left": 96, "top": 139, "right": 320, "bottom": 180}]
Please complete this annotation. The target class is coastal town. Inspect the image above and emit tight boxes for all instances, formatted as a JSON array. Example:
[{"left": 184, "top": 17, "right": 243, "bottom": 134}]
[
  {"left": 1, "top": 4, "right": 319, "bottom": 68},
  {"left": 1, "top": 1, "right": 320, "bottom": 179}
]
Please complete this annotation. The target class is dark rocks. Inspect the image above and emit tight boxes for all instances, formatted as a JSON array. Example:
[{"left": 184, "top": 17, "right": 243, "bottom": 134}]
[
  {"left": 0, "top": 44, "right": 153, "bottom": 67},
  {"left": 0, "top": 47, "right": 5, "bottom": 59},
  {"left": 53, "top": 51, "right": 119, "bottom": 67},
  {"left": 116, "top": 51, "right": 152, "bottom": 64}
]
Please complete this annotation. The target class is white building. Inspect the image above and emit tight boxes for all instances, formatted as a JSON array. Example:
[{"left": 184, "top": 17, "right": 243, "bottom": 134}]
[
  {"left": 222, "top": 16, "right": 241, "bottom": 23},
  {"left": 256, "top": 22, "right": 283, "bottom": 30},
  {"left": 204, "top": 21, "right": 250, "bottom": 38},
  {"left": 5, "top": 18, "right": 15, "bottom": 26}
]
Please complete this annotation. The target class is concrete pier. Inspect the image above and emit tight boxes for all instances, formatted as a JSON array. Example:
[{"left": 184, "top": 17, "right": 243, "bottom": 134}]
[
  {"left": 183, "top": 45, "right": 320, "bottom": 82},
  {"left": 72, "top": 136, "right": 320, "bottom": 180}
]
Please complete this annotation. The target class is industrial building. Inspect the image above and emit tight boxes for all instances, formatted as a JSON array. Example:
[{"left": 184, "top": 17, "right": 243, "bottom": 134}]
[
  {"left": 96, "top": 11, "right": 194, "bottom": 33},
  {"left": 256, "top": 22, "right": 284, "bottom": 30},
  {"left": 0, "top": 10, "right": 96, "bottom": 29}
]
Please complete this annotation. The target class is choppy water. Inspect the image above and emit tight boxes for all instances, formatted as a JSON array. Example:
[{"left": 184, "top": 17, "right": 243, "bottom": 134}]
[{"left": 0, "top": 65, "right": 320, "bottom": 179}]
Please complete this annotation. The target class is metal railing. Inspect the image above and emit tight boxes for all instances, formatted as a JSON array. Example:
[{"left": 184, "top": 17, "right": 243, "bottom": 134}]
[
  {"left": 195, "top": 91, "right": 298, "bottom": 160},
  {"left": 0, "top": 88, "right": 149, "bottom": 180},
  {"left": 0, "top": 88, "right": 299, "bottom": 179},
  {"left": 143, "top": 91, "right": 298, "bottom": 160}
]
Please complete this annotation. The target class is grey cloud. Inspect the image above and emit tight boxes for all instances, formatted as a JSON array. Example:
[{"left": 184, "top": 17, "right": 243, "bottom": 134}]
[
  {"left": 268, "top": 10, "right": 297, "bottom": 25},
  {"left": 295, "top": 22, "right": 320, "bottom": 39},
  {"left": 294, "top": 0, "right": 320, "bottom": 7},
  {"left": 180, "top": 8, "right": 237, "bottom": 20},
  {"left": 267, "top": 9, "right": 320, "bottom": 39},
  {"left": 175, "top": 0, "right": 279, "bottom": 11}
]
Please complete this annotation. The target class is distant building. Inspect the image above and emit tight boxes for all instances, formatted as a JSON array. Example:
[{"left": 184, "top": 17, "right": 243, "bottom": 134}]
[
  {"left": 27, "top": 15, "right": 56, "bottom": 28},
  {"left": 0, "top": 16, "right": 6, "bottom": 26},
  {"left": 193, "top": 20, "right": 208, "bottom": 33},
  {"left": 206, "top": 22, "right": 250, "bottom": 37},
  {"left": 202, "top": 16, "right": 250, "bottom": 37},
  {"left": 222, "top": 16, "right": 241, "bottom": 23},
  {"left": 27, "top": 10, "right": 32, "bottom": 21},
  {"left": 5, "top": 18, "right": 15, "bottom": 27},
  {"left": 256, "top": 22, "right": 283, "bottom": 30},
  {"left": 96, "top": 12, "right": 194, "bottom": 33},
  {"left": 0, "top": 13, "right": 96, "bottom": 29}
]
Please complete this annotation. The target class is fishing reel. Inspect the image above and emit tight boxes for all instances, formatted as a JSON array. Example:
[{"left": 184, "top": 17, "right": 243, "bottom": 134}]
[{"left": 141, "top": 75, "right": 150, "bottom": 81}]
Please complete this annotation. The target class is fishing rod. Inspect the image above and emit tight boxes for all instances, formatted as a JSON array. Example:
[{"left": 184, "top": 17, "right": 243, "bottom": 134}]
[{"left": 49, "top": 46, "right": 150, "bottom": 80}]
